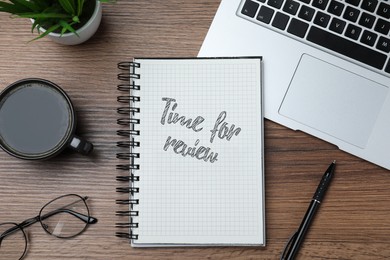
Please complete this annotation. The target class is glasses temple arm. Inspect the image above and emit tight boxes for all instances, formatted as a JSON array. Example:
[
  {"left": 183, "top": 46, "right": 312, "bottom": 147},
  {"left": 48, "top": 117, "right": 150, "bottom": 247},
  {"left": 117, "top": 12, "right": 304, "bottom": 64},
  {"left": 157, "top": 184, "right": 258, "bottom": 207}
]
[
  {"left": 41, "top": 196, "right": 97, "bottom": 224},
  {"left": 40, "top": 208, "right": 98, "bottom": 224},
  {"left": 0, "top": 216, "right": 39, "bottom": 241}
]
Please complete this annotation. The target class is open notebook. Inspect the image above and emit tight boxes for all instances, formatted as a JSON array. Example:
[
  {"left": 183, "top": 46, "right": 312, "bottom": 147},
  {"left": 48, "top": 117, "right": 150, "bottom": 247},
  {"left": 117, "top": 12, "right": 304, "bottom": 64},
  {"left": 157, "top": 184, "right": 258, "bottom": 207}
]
[{"left": 116, "top": 57, "right": 265, "bottom": 246}]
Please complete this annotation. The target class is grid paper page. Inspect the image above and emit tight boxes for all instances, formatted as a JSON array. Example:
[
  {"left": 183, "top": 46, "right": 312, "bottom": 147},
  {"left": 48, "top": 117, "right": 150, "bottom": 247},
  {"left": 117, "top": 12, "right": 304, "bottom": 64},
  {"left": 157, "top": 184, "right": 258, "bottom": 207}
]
[{"left": 131, "top": 58, "right": 264, "bottom": 246}]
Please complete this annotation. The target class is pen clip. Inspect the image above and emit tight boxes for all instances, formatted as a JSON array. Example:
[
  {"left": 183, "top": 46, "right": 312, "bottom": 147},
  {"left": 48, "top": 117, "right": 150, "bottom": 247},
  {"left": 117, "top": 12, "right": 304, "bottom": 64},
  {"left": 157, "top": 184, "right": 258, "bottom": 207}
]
[{"left": 280, "top": 231, "right": 298, "bottom": 260}]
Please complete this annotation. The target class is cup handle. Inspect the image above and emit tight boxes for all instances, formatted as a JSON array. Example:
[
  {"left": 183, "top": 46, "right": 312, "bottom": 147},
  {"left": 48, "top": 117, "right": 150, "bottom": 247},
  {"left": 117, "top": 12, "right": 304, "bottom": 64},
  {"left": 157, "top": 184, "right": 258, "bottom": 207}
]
[{"left": 69, "top": 136, "right": 94, "bottom": 155}]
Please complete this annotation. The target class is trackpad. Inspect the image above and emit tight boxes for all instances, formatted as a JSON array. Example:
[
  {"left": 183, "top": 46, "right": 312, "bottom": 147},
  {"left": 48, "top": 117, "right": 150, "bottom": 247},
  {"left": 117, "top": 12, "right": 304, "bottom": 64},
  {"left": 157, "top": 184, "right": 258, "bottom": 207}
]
[{"left": 279, "top": 54, "right": 388, "bottom": 148}]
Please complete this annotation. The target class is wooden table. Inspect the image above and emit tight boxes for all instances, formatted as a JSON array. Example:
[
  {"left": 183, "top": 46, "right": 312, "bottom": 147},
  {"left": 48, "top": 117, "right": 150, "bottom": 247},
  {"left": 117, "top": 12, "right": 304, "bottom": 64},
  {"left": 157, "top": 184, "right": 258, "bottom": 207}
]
[{"left": 1, "top": 1, "right": 390, "bottom": 259}]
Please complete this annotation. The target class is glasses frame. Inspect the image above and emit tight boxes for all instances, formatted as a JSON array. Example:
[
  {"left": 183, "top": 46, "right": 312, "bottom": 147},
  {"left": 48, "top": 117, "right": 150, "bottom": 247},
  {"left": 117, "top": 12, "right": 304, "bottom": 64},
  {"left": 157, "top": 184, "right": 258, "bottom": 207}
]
[
  {"left": 0, "top": 194, "right": 97, "bottom": 260},
  {"left": 0, "top": 222, "right": 28, "bottom": 260}
]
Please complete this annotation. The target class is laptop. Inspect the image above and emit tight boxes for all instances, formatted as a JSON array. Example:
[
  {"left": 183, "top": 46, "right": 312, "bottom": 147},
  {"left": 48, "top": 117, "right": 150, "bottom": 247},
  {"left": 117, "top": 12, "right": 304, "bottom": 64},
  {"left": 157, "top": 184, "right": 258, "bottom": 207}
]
[{"left": 199, "top": 0, "right": 390, "bottom": 169}]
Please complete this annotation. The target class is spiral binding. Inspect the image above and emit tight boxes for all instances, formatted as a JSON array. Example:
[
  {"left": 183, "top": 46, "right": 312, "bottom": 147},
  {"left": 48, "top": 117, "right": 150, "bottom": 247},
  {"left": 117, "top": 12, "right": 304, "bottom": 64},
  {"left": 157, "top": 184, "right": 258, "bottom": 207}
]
[{"left": 116, "top": 61, "right": 141, "bottom": 241}]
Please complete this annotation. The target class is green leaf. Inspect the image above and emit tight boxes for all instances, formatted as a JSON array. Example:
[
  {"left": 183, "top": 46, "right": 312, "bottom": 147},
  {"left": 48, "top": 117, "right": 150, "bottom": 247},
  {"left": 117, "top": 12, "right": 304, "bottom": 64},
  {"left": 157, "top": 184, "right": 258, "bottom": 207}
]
[
  {"left": 72, "top": 15, "right": 80, "bottom": 23},
  {"left": 31, "top": 0, "right": 50, "bottom": 10},
  {"left": 29, "top": 23, "right": 61, "bottom": 42},
  {"left": 18, "top": 12, "right": 70, "bottom": 19},
  {"left": 0, "top": 2, "right": 26, "bottom": 14},
  {"left": 30, "top": 19, "right": 39, "bottom": 33},
  {"left": 69, "top": 0, "right": 76, "bottom": 8},
  {"left": 58, "top": 0, "right": 75, "bottom": 15},
  {"left": 42, "top": 5, "right": 64, "bottom": 14},
  {"left": 77, "top": 0, "right": 84, "bottom": 17},
  {"left": 59, "top": 19, "right": 79, "bottom": 37},
  {"left": 9, "top": 0, "right": 38, "bottom": 12}
]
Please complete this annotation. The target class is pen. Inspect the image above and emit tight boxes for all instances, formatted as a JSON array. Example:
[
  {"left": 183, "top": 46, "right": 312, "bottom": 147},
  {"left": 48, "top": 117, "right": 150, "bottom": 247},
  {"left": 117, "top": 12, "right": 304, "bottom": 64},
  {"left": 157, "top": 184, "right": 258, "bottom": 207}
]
[{"left": 281, "top": 160, "right": 336, "bottom": 260}]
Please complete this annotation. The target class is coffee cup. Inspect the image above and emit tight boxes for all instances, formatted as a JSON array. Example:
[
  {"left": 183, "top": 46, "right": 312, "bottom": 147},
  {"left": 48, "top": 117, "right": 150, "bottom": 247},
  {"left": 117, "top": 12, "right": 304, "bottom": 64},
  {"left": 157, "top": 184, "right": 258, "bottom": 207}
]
[{"left": 0, "top": 78, "right": 93, "bottom": 160}]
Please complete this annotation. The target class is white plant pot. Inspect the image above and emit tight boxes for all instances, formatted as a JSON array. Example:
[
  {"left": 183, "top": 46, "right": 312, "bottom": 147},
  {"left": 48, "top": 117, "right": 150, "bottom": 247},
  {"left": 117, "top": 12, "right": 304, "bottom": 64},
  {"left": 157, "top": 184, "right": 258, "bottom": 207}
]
[{"left": 32, "top": 0, "right": 102, "bottom": 45}]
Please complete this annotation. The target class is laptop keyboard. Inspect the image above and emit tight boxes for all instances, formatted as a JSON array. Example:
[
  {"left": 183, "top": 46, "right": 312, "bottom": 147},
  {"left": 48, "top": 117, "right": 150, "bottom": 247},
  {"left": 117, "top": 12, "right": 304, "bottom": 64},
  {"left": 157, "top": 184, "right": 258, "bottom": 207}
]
[{"left": 238, "top": 0, "right": 390, "bottom": 75}]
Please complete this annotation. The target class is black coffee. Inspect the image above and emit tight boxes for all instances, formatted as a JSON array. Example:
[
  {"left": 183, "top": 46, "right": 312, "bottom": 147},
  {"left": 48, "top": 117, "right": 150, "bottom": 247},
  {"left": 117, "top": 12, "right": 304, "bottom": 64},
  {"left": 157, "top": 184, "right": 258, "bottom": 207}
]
[{"left": 0, "top": 82, "right": 72, "bottom": 156}]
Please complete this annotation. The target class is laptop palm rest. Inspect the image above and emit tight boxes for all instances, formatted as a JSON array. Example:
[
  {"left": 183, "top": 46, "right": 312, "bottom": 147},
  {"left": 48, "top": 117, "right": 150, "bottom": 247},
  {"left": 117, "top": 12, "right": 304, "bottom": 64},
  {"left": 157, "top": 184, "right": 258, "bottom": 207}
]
[{"left": 279, "top": 54, "right": 388, "bottom": 148}]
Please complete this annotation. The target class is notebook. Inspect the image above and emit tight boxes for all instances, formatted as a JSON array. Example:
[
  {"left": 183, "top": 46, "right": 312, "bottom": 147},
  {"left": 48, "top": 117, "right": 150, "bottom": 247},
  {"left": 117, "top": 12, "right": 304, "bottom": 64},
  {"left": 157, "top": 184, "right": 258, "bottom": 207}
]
[
  {"left": 115, "top": 57, "right": 265, "bottom": 246},
  {"left": 199, "top": 0, "right": 390, "bottom": 170}
]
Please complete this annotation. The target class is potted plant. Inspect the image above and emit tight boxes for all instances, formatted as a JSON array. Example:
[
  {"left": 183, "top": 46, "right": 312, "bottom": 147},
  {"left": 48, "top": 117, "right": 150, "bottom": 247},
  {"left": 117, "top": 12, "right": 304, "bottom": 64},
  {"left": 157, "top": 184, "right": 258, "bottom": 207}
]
[{"left": 0, "top": 0, "right": 111, "bottom": 45}]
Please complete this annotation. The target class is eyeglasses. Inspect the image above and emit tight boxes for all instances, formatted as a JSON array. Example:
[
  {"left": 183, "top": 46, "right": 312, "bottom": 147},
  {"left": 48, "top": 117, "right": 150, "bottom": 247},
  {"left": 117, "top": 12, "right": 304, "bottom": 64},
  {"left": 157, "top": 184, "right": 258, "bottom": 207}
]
[{"left": 0, "top": 194, "right": 98, "bottom": 260}]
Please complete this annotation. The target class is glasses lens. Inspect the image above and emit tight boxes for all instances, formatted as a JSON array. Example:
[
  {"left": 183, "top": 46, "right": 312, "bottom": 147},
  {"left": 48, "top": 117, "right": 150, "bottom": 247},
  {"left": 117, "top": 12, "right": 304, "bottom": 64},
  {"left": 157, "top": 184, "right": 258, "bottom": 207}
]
[
  {"left": 39, "top": 194, "right": 90, "bottom": 238},
  {"left": 0, "top": 223, "right": 27, "bottom": 260}
]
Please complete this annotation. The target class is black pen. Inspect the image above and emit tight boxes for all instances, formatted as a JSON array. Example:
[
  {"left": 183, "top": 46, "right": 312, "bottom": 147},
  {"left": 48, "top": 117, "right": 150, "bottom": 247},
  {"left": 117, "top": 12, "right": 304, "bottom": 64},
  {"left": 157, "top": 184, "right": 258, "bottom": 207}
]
[{"left": 281, "top": 160, "right": 336, "bottom": 260}]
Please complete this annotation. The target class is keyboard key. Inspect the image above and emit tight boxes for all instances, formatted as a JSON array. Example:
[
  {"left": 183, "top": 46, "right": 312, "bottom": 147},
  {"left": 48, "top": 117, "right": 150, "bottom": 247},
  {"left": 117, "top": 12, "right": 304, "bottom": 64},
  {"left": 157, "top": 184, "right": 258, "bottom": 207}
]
[
  {"left": 360, "top": 30, "right": 378, "bottom": 46},
  {"left": 241, "top": 0, "right": 260, "bottom": 18},
  {"left": 283, "top": 0, "right": 300, "bottom": 15},
  {"left": 298, "top": 0, "right": 311, "bottom": 4},
  {"left": 375, "top": 18, "right": 390, "bottom": 35},
  {"left": 307, "top": 26, "right": 387, "bottom": 69},
  {"left": 345, "top": 24, "right": 362, "bottom": 40},
  {"left": 272, "top": 12, "right": 290, "bottom": 30},
  {"left": 287, "top": 18, "right": 309, "bottom": 37},
  {"left": 314, "top": 11, "right": 331, "bottom": 27},
  {"left": 359, "top": 12, "right": 376, "bottom": 29},
  {"left": 384, "top": 60, "right": 390, "bottom": 73},
  {"left": 298, "top": 5, "right": 315, "bottom": 21},
  {"left": 361, "top": 0, "right": 378, "bottom": 12},
  {"left": 328, "top": 0, "right": 345, "bottom": 16},
  {"left": 343, "top": 6, "right": 360, "bottom": 22},
  {"left": 377, "top": 2, "right": 390, "bottom": 19},
  {"left": 345, "top": 0, "right": 360, "bottom": 6},
  {"left": 329, "top": 17, "right": 346, "bottom": 34},
  {"left": 312, "top": 0, "right": 329, "bottom": 10},
  {"left": 376, "top": 36, "right": 390, "bottom": 53},
  {"left": 257, "top": 6, "right": 275, "bottom": 24},
  {"left": 268, "top": 0, "right": 284, "bottom": 9}
]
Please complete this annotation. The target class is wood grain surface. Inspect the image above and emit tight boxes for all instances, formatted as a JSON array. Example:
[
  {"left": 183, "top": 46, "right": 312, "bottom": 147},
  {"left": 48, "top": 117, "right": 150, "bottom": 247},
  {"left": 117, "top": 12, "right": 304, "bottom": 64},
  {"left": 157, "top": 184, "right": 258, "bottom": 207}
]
[{"left": 1, "top": 0, "right": 390, "bottom": 259}]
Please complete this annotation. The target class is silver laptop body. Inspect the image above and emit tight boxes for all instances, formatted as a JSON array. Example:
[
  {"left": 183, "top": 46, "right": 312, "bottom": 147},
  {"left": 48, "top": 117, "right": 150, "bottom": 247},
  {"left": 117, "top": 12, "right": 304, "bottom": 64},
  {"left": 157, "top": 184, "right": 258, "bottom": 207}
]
[{"left": 199, "top": 0, "right": 390, "bottom": 169}]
